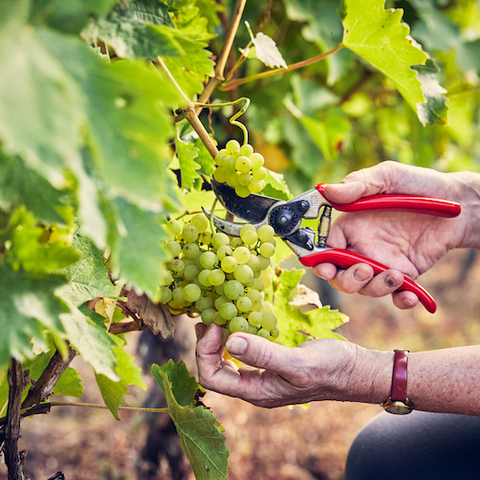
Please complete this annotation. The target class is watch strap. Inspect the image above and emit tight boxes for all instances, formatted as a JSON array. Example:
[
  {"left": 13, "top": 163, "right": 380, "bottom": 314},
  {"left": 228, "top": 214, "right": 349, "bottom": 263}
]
[{"left": 381, "top": 349, "right": 413, "bottom": 414}]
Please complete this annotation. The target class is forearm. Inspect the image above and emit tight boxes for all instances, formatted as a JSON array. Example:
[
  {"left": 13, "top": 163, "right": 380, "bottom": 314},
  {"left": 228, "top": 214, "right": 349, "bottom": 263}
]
[{"left": 346, "top": 345, "right": 480, "bottom": 416}]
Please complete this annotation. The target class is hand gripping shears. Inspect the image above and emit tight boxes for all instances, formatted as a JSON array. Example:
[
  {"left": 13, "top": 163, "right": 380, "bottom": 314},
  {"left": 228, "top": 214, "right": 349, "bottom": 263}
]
[{"left": 206, "top": 180, "right": 461, "bottom": 314}]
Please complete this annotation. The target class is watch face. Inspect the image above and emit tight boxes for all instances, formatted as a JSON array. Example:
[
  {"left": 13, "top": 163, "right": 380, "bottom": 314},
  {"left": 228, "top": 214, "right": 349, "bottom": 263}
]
[{"left": 385, "top": 401, "right": 413, "bottom": 415}]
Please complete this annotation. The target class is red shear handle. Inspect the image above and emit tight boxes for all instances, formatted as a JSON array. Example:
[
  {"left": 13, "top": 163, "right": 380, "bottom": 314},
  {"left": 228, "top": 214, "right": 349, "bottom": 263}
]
[
  {"left": 299, "top": 248, "right": 437, "bottom": 313},
  {"left": 316, "top": 183, "right": 461, "bottom": 218}
]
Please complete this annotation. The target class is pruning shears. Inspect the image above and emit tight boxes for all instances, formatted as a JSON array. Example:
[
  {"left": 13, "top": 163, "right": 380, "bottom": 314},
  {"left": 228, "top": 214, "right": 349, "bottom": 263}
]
[{"left": 206, "top": 180, "right": 462, "bottom": 314}]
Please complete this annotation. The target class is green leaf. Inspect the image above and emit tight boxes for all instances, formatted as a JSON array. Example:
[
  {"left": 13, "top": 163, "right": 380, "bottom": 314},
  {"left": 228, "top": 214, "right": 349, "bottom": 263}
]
[
  {"left": 176, "top": 137, "right": 202, "bottom": 190},
  {"left": 341, "top": 0, "right": 434, "bottom": 122},
  {"left": 59, "top": 226, "right": 117, "bottom": 307},
  {"left": 0, "top": 151, "right": 71, "bottom": 225},
  {"left": 0, "top": 264, "right": 69, "bottom": 371},
  {"left": 246, "top": 22, "right": 287, "bottom": 69},
  {"left": 29, "top": 0, "right": 118, "bottom": 34},
  {"left": 60, "top": 307, "right": 118, "bottom": 381},
  {"left": 262, "top": 170, "right": 291, "bottom": 201},
  {"left": 412, "top": 58, "right": 448, "bottom": 126},
  {"left": 96, "top": 337, "right": 147, "bottom": 419},
  {"left": 152, "top": 360, "right": 230, "bottom": 480},
  {"left": 273, "top": 269, "right": 348, "bottom": 346},
  {"left": 109, "top": 198, "right": 171, "bottom": 300},
  {"left": 23, "top": 350, "right": 84, "bottom": 398}
]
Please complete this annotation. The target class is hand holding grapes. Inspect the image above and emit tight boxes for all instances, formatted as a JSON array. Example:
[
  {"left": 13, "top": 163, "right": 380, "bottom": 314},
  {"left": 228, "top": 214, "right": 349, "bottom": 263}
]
[{"left": 312, "top": 161, "right": 479, "bottom": 310}]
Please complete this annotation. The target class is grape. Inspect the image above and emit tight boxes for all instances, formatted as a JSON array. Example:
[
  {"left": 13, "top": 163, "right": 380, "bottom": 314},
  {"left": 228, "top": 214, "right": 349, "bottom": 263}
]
[
  {"left": 171, "top": 259, "right": 185, "bottom": 273},
  {"left": 172, "top": 287, "right": 185, "bottom": 304},
  {"left": 238, "top": 172, "right": 252, "bottom": 186},
  {"left": 217, "top": 244, "right": 233, "bottom": 261},
  {"left": 259, "top": 270, "right": 272, "bottom": 289},
  {"left": 252, "top": 166, "right": 268, "bottom": 180},
  {"left": 240, "top": 144, "right": 254, "bottom": 156},
  {"left": 229, "top": 316, "right": 249, "bottom": 333},
  {"left": 196, "top": 295, "right": 213, "bottom": 312},
  {"left": 215, "top": 153, "right": 227, "bottom": 166},
  {"left": 221, "top": 256, "right": 238, "bottom": 273},
  {"left": 223, "top": 157, "right": 236, "bottom": 172},
  {"left": 166, "top": 219, "right": 182, "bottom": 236},
  {"left": 251, "top": 278, "right": 265, "bottom": 291},
  {"left": 183, "top": 242, "right": 199, "bottom": 259},
  {"left": 159, "top": 287, "right": 172, "bottom": 303},
  {"left": 212, "top": 232, "right": 230, "bottom": 249},
  {"left": 248, "top": 311, "right": 263, "bottom": 327},
  {"left": 183, "top": 283, "right": 201, "bottom": 302},
  {"left": 234, "top": 264, "right": 254, "bottom": 284},
  {"left": 224, "top": 280, "right": 244, "bottom": 300},
  {"left": 214, "top": 167, "right": 227, "bottom": 183},
  {"left": 246, "top": 254, "right": 261, "bottom": 272},
  {"left": 198, "top": 269, "right": 212, "bottom": 286},
  {"left": 257, "top": 255, "right": 270, "bottom": 270},
  {"left": 166, "top": 240, "right": 182, "bottom": 257},
  {"left": 182, "top": 225, "right": 199, "bottom": 242},
  {"left": 220, "top": 302, "right": 238, "bottom": 320},
  {"left": 263, "top": 301, "right": 274, "bottom": 313},
  {"left": 201, "top": 309, "right": 215, "bottom": 325},
  {"left": 233, "top": 246, "right": 250, "bottom": 265},
  {"left": 200, "top": 251, "right": 218, "bottom": 269},
  {"left": 250, "top": 152, "right": 265, "bottom": 169},
  {"left": 236, "top": 296, "right": 253, "bottom": 312},
  {"left": 214, "top": 282, "right": 225, "bottom": 296},
  {"left": 270, "top": 326, "right": 280, "bottom": 339},
  {"left": 184, "top": 264, "right": 200, "bottom": 281},
  {"left": 230, "top": 237, "right": 243, "bottom": 248},
  {"left": 248, "top": 179, "right": 264, "bottom": 193},
  {"left": 257, "top": 328, "right": 271, "bottom": 340},
  {"left": 213, "top": 311, "right": 226, "bottom": 325},
  {"left": 261, "top": 311, "right": 277, "bottom": 331},
  {"left": 226, "top": 139, "right": 240, "bottom": 152},
  {"left": 235, "top": 156, "right": 252, "bottom": 173},
  {"left": 235, "top": 186, "right": 250, "bottom": 198},
  {"left": 214, "top": 295, "right": 230, "bottom": 310},
  {"left": 209, "top": 268, "right": 225, "bottom": 286},
  {"left": 226, "top": 171, "right": 241, "bottom": 187},
  {"left": 259, "top": 242, "right": 275, "bottom": 258},
  {"left": 245, "top": 289, "right": 262, "bottom": 304},
  {"left": 160, "top": 271, "right": 173, "bottom": 286},
  {"left": 200, "top": 231, "right": 212, "bottom": 245},
  {"left": 241, "top": 229, "right": 258, "bottom": 245},
  {"left": 257, "top": 225, "right": 275, "bottom": 242}
]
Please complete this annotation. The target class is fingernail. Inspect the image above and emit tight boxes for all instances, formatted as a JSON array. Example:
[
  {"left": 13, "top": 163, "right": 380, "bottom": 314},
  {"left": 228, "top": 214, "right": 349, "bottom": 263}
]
[
  {"left": 226, "top": 337, "right": 248, "bottom": 355},
  {"left": 385, "top": 274, "right": 400, "bottom": 288},
  {"left": 354, "top": 268, "right": 370, "bottom": 282}
]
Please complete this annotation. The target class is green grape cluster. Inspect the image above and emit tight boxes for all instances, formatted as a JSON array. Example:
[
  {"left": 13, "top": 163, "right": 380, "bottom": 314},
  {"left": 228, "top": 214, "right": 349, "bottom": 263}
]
[
  {"left": 213, "top": 139, "right": 267, "bottom": 198},
  {"left": 160, "top": 214, "right": 280, "bottom": 344}
]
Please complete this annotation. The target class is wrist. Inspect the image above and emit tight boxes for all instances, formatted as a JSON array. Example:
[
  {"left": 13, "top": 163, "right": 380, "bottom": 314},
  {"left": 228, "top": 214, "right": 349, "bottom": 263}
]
[{"left": 340, "top": 345, "right": 393, "bottom": 405}]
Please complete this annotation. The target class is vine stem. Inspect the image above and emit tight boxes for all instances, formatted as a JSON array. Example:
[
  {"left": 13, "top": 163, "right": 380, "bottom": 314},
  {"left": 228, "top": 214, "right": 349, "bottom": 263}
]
[
  {"left": 157, "top": 56, "right": 219, "bottom": 160},
  {"left": 196, "top": 0, "right": 247, "bottom": 114},
  {"left": 47, "top": 401, "right": 169, "bottom": 414},
  {"left": 220, "top": 43, "right": 345, "bottom": 91}
]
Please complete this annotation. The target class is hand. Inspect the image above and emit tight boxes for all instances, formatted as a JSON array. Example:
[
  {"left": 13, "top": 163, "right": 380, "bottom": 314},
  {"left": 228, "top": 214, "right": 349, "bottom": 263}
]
[
  {"left": 195, "top": 323, "right": 384, "bottom": 408},
  {"left": 313, "top": 161, "right": 471, "bottom": 310}
]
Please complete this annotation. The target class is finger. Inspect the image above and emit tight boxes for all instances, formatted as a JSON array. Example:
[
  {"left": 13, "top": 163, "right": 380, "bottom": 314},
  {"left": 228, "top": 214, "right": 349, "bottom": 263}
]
[
  {"left": 392, "top": 290, "right": 419, "bottom": 310},
  {"left": 196, "top": 324, "right": 226, "bottom": 380},
  {"left": 328, "top": 263, "right": 375, "bottom": 294},
  {"left": 358, "top": 269, "right": 404, "bottom": 298},
  {"left": 312, "top": 262, "right": 338, "bottom": 280},
  {"left": 195, "top": 322, "right": 207, "bottom": 341}
]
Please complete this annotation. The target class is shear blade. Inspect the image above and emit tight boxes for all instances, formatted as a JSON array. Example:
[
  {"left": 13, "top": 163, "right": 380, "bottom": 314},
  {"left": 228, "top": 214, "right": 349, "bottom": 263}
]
[{"left": 211, "top": 179, "right": 279, "bottom": 223}]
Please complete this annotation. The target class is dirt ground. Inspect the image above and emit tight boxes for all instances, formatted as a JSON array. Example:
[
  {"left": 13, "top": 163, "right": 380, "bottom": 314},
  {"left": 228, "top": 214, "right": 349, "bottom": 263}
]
[{"left": 2, "top": 248, "right": 480, "bottom": 480}]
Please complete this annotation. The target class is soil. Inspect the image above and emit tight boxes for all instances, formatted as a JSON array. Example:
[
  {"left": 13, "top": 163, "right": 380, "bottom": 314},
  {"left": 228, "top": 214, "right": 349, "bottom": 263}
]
[{"left": 1, "top": 249, "right": 479, "bottom": 480}]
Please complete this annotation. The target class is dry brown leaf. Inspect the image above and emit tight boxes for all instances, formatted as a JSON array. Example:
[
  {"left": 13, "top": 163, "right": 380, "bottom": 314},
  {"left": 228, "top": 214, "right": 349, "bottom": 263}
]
[{"left": 288, "top": 284, "right": 323, "bottom": 314}]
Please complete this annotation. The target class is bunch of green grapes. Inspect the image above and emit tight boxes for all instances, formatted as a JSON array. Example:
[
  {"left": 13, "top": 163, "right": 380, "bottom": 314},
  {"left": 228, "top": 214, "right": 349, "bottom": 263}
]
[
  {"left": 160, "top": 213, "right": 280, "bottom": 344},
  {"left": 213, "top": 139, "right": 268, "bottom": 198}
]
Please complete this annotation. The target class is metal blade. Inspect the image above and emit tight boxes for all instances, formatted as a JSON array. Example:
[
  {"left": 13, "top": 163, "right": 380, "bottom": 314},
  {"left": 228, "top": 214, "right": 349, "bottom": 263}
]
[
  {"left": 211, "top": 179, "right": 280, "bottom": 223},
  {"left": 202, "top": 208, "right": 267, "bottom": 236}
]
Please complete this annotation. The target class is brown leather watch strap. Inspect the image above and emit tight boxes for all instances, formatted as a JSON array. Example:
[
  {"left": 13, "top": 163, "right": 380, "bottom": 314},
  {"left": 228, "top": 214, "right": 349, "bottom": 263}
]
[{"left": 391, "top": 349, "right": 409, "bottom": 402}]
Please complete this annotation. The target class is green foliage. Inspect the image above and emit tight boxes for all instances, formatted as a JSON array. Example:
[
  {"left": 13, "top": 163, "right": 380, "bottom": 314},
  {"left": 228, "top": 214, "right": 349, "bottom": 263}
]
[{"left": 152, "top": 360, "right": 230, "bottom": 480}]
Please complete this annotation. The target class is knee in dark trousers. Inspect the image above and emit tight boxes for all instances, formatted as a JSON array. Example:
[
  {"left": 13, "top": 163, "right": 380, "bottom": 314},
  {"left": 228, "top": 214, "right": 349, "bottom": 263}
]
[{"left": 345, "top": 410, "right": 480, "bottom": 480}]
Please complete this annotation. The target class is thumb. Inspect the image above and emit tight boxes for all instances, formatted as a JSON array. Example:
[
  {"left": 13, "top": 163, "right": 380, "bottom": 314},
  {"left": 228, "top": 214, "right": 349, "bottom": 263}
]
[{"left": 225, "top": 333, "right": 296, "bottom": 374}]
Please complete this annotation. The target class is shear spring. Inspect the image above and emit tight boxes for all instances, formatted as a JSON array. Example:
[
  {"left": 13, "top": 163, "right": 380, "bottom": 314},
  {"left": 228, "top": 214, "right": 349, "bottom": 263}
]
[{"left": 317, "top": 205, "right": 332, "bottom": 248}]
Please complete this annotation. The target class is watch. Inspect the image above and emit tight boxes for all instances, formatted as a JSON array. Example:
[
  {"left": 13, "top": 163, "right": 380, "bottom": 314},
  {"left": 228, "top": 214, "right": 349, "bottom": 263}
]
[{"left": 381, "top": 349, "right": 414, "bottom": 415}]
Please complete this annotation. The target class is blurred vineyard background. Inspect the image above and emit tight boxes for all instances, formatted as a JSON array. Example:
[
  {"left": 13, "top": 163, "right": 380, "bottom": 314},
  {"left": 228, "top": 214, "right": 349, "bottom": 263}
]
[{"left": 2, "top": 0, "right": 480, "bottom": 478}]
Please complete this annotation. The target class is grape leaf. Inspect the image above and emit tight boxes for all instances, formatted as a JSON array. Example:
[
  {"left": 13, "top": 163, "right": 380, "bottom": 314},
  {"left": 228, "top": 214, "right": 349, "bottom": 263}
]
[
  {"left": 108, "top": 198, "right": 171, "bottom": 301},
  {"left": 60, "top": 307, "right": 118, "bottom": 381},
  {"left": 95, "top": 337, "right": 147, "bottom": 419},
  {"left": 59, "top": 226, "right": 117, "bottom": 307},
  {"left": 23, "top": 350, "right": 84, "bottom": 398},
  {"left": 249, "top": 31, "right": 288, "bottom": 69},
  {"left": 29, "top": 0, "right": 117, "bottom": 34},
  {"left": 152, "top": 360, "right": 230, "bottom": 480},
  {"left": 341, "top": 0, "right": 447, "bottom": 125},
  {"left": 273, "top": 269, "right": 348, "bottom": 346},
  {"left": 0, "top": 264, "right": 69, "bottom": 371},
  {"left": 0, "top": 151, "right": 71, "bottom": 225},
  {"left": 176, "top": 137, "right": 202, "bottom": 191}
]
